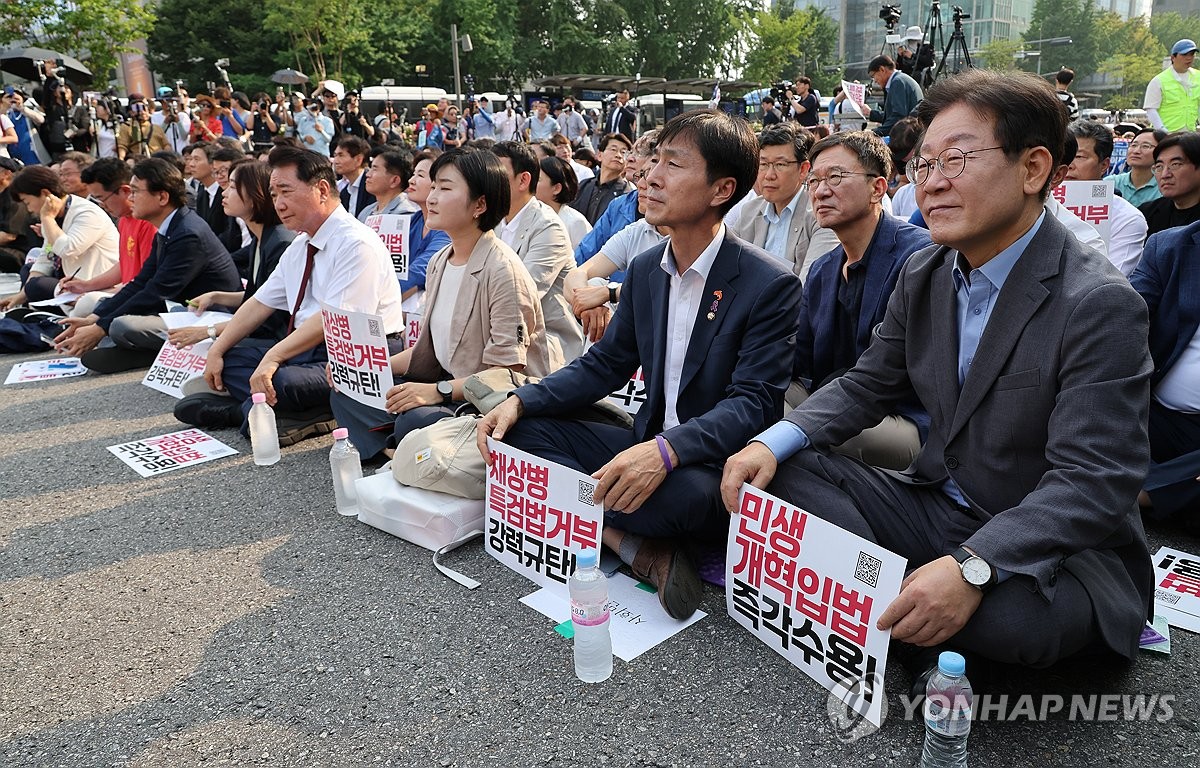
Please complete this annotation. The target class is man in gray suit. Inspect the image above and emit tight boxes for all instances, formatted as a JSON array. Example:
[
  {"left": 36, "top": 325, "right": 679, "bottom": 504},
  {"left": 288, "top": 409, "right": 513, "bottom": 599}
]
[
  {"left": 722, "top": 70, "right": 1154, "bottom": 675},
  {"left": 727, "top": 122, "right": 839, "bottom": 281},
  {"left": 492, "top": 141, "right": 585, "bottom": 363}
]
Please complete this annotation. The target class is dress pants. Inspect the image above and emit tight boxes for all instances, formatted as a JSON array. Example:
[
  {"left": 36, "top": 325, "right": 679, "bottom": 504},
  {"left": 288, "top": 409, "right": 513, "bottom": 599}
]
[
  {"left": 768, "top": 449, "right": 1100, "bottom": 668},
  {"left": 505, "top": 416, "right": 729, "bottom": 543},
  {"left": 330, "top": 386, "right": 461, "bottom": 461},
  {"left": 1145, "top": 400, "right": 1200, "bottom": 521},
  {"left": 224, "top": 341, "right": 333, "bottom": 436}
]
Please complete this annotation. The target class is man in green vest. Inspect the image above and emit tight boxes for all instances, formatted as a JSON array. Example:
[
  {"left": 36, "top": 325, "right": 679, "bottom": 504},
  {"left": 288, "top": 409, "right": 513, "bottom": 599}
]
[{"left": 1145, "top": 39, "right": 1200, "bottom": 133}]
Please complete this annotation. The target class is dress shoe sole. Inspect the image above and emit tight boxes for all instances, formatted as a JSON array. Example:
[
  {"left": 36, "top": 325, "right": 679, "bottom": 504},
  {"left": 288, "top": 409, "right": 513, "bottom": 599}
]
[
  {"left": 277, "top": 415, "right": 338, "bottom": 447},
  {"left": 659, "top": 546, "right": 704, "bottom": 620}
]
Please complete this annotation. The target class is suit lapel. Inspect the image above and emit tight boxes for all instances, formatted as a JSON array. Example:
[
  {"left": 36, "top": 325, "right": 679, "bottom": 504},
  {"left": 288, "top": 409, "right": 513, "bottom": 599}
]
[
  {"left": 1174, "top": 229, "right": 1200, "bottom": 361},
  {"left": 929, "top": 246, "right": 962, "bottom": 433},
  {"left": 677, "top": 235, "right": 739, "bottom": 395},
  {"left": 858, "top": 213, "right": 891, "bottom": 339},
  {"left": 646, "top": 251, "right": 671, "bottom": 426},
  {"left": 947, "top": 224, "right": 1059, "bottom": 441},
  {"left": 445, "top": 236, "right": 491, "bottom": 355}
]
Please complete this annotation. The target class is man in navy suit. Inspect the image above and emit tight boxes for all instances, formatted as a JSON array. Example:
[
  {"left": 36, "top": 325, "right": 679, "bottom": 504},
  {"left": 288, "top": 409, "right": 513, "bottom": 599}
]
[
  {"left": 478, "top": 110, "right": 803, "bottom": 620},
  {"left": 792, "top": 130, "right": 932, "bottom": 470},
  {"left": 1131, "top": 219, "right": 1200, "bottom": 528},
  {"left": 55, "top": 158, "right": 241, "bottom": 373}
]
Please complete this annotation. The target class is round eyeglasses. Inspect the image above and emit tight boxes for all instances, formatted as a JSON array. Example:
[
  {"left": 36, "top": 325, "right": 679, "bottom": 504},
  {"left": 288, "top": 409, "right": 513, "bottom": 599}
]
[{"left": 906, "top": 146, "right": 1005, "bottom": 185}]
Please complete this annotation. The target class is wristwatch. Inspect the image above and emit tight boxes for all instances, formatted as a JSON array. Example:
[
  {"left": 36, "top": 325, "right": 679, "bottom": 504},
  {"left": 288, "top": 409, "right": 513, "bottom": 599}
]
[
  {"left": 436, "top": 380, "right": 453, "bottom": 404},
  {"left": 206, "top": 325, "right": 218, "bottom": 341},
  {"left": 951, "top": 547, "right": 996, "bottom": 594},
  {"left": 607, "top": 282, "right": 620, "bottom": 304}
]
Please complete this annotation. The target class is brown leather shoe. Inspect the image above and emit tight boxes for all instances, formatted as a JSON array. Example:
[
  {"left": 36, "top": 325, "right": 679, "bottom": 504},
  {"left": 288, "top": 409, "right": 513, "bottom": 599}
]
[{"left": 630, "top": 538, "right": 703, "bottom": 620}]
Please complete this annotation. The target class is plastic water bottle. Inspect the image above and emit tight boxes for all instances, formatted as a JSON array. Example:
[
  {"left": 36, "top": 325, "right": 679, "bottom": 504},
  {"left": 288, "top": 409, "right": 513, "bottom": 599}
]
[
  {"left": 247, "top": 392, "right": 280, "bottom": 466},
  {"left": 569, "top": 549, "right": 613, "bottom": 683},
  {"left": 329, "top": 427, "right": 363, "bottom": 516},
  {"left": 920, "top": 651, "right": 973, "bottom": 768}
]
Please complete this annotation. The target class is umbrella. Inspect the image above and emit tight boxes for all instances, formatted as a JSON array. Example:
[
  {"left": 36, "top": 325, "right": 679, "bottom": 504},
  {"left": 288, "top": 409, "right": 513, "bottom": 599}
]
[
  {"left": 0, "top": 46, "right": 92, "bottom": 85},
  {"left": 271, "top": 68, "right": 309, "bottom": 85}
]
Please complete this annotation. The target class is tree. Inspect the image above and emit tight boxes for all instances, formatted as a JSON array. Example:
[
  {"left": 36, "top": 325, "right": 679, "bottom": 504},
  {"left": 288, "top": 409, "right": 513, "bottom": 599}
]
[
  {"left": 1, "top": 0, "right": 156, "bottom": 84},
  {"left": 618, "top": 0, "right": 755, "bottom": 80},
  {"left": 262, "top": 0, "right": 371, "bottom": 83},
  {"left": 978, "top": 39, "right": 1023, "bottom": 71},
  {"left": 1150, "top": 13, "right": 1196, "bottom": 60},
  {"left": 744, "top": 6, "right": 840, "bottom": 93},
  {"left": 1098, "top": 15, "right": 1168, "bottom": 109},
  {"left": 1023, "top": 0, "right": 1105, "bottom": 79}
]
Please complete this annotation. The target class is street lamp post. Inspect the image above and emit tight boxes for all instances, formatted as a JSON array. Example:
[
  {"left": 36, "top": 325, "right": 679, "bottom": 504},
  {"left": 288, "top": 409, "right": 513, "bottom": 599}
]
[
  {"left": 1024, "top": 36, "right": 1073, "bottom": 77},
  {"left": 450, "top": 23, "right": 473, "bottom": 111}
]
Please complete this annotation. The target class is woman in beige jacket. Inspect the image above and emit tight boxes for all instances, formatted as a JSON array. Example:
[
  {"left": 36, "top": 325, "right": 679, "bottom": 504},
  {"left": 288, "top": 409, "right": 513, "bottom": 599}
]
[{"left": 329, "top": 148, "right": 561, "bottom": 460}]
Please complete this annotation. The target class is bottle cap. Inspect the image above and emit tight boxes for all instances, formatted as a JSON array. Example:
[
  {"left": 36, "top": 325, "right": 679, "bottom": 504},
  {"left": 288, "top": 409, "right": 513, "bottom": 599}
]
[
  {"left": 938, "top": 651, "right": 966, "bottom": 676},
  {"left": 332, "top": 427, "right": 349, "bottom": 439},
  {"left": 251, "top": 392, "right": 267, "bottom": 404},
  {"left": 575, "top": 549, "right": 599, "bottom": 570}
]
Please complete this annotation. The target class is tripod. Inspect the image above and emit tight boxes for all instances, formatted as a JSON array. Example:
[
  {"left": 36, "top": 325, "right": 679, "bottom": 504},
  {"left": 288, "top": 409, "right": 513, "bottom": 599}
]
[{"left": 931, "top": 5, "right": 973, "bottom": 82}]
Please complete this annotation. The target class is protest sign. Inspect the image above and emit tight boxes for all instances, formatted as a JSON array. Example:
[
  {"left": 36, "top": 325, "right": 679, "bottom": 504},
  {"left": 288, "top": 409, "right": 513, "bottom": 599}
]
[
  {"left": 5, "top": 358, "right": 87, "bottom": 384},
  {"left": 1109, "top": 139, "right": 1129, "bottom": 176},
  {"left": 726, "top": 484, "right": 905, "bottom": 726},
  {"left": 404, "top": 312, "right": 422, "bottom": 350},
  {"left": 606, "top": 366, "right": 646, "bottom": 414},
  {"left": 1051, "top": 179, "right": 1113, "bottom": 243},
  {"left": 107, "top": 428, "right": 237, "bottom": 478},
  {"left": 142, "top": 340, "right": 211, "bottom": 399},
  {"left": 485, "top": 437, "right": 603, "bottom": 598},
  {"left": 1152, "top": 546, "right": 1200, "bottom": 634},
  {"left": 841, "top": 81, "right": 867, "bottom": 117},
  {"left": 520, "top": 571, "right": 706, "bottom": 661},
  {"left": 321, "top": 302, "right": 395, "bottom": 412},
  {"left": 364, "top": 213, "right": 412, "bottom": 281}
]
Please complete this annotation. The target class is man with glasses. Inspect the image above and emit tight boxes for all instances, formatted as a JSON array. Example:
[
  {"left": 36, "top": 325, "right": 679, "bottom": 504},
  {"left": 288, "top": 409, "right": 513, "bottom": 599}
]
[
  {"left": 1065, "top": 120, "right": 1148, "bottom": 276},
  {"left": 1138, "top": 131, "right": 1200, "bottom": 236},
  {"left": 787, "top": 130, "right": 931, "bottom": 469},
  {"left": 1112, "top": 128, "right": 1166, "bottom": 207},
  {"left": 724, "top": 70, "right": 1153, "bottom": 680},
  {"left": 571, "top": 132, "right": 634, "bottom": 225},
  {"left": 728, "top": 122, "right": 838, "bottom": 280}
]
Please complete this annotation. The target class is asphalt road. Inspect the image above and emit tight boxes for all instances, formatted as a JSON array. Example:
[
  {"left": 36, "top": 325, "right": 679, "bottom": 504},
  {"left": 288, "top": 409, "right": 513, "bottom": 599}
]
[{"left": 1, "top": 348, "right": 1197, "bottom": 767}]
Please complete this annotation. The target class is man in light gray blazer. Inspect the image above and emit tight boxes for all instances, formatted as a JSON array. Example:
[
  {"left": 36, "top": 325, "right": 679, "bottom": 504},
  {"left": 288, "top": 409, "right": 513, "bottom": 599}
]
[
  {"left": 722, "top": 70, "right": 1153, "bottom": 676},
  {"left": 727, "top": 122, "right": 839, "bottom": 282},
  {"left": 493, "top": 141, "right": 585, "bottom": 363}
]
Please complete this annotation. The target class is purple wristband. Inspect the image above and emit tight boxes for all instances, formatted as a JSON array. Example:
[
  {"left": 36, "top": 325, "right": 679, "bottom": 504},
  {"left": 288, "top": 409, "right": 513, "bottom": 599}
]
[{"left": 655, "top": 434, "right": 673, "bottom": 473}]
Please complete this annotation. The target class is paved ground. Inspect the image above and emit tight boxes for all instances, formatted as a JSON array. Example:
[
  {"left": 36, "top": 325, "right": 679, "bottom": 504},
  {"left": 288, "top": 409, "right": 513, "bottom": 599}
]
[{"left": 1, "top": 348, "right": 1198, "bottom": 767}]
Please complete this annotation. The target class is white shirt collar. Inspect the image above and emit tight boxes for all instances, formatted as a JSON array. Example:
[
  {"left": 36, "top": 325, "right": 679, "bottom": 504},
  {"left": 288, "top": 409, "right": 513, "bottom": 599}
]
[
  {"left": 156, "top": 207, "right": 179, "bottom": 235},
  {"left": 660, "top": 224, "right": 725, "bottom": 280},
  {"left": 204, "top": 180, "right": 221, "bottom": 198},
  {"left": 308, "top": 204, "right": 354, "bottom": 251},
  {"left": 502, "top": 196, "right": 536, "bottom": 236}
]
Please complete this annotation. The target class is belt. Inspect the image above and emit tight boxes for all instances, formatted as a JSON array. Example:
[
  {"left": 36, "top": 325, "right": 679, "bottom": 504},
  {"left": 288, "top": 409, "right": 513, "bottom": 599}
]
[{"left": 386, "top": 331, "right": 404, "bottom": 340}]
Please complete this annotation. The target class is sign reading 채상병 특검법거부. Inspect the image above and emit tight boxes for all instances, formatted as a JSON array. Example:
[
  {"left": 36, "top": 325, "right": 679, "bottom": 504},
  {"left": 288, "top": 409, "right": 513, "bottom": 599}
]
[
  {"left": 142, "top": 340, "right": 211, "bottom": 399},
  {"left": 484, "top": 437, "right": 603, "bottom": 599},
  {"left": 321, "top": 302, "right": 395, "bottom": 412},
  {"left": 727, "top": 483, "right": 906, "bottom": 727}
]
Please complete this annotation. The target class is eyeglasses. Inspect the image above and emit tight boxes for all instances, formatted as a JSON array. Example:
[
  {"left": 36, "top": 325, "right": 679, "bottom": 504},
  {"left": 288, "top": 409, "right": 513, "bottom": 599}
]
[
  {"left": 804, "top": 171, "right": 879, "bottom": 190},
  {"left": 92, "top": 190, "right": 118, "bottom": 205},
  {"left": 1151, "top": 160, "right": 1193, "bottom": 176},
  {"left": 631, "top": 169, "right": 649, "bottom": 183},
  {"left": 1127, "top": 142, "right": 1157, "bottom": 151},
  {"left": 758, "top": 160, "right": 799, "bottom": 174},
  {"left": 906, "top": 146, "right": 1005, "bottom": 185}
]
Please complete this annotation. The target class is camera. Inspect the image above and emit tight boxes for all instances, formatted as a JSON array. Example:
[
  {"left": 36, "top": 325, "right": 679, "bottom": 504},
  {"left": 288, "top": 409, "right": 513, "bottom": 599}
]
[
  {"left": 770, "top": 80, "right": 794, "bottom": 101},
  {"left": 879, "top": 3, "right": 902, "bottom": 26},
  {"left": 952, "top": 5, "right": 971, "bottom": 21},
  {"left": 258, "top": 101, "right": 268, "bottom": 111},
  {"left": 219, "top": 99, "right": 231, "bottom": 109}
]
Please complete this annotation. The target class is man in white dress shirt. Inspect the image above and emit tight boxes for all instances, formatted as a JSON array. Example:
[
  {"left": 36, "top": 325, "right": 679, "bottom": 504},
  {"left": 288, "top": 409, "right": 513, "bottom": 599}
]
[{"left": 1064, "top": 120, "right": 1148, "bottom": 277}]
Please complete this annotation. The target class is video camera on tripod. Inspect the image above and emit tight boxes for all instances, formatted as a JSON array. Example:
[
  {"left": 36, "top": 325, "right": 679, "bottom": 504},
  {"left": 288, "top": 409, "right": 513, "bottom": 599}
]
[
  {"left": 770, "top": 80, "right": 794, "bottom": 101},
  {"left": 879, "top": 4, "right": 903, "bottom": 30}
]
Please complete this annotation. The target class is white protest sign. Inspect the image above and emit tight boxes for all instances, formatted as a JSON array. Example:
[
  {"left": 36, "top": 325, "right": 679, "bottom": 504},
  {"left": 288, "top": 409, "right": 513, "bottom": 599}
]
[
  {"left": 520, "top": 572, "right": 706, "bottom": 661},
  {"left": 365, "top": 212, "right": 412, "bottom": 281},
  {"left": 1051, "top": 179, "right": 1113, "bottom": 244},
  {"left": 142, "top": 340, "right": 211, "bottom": 399},
  {"left": 485, "top": 437, "right": 604, "bottom": 598},
  {"left": 606, "top": 366, "right": 646, "bottom": 414},
  {"left": 404, "top": 311, "right": 422, "bottom": 350},
  {"left": 841, "top": 80, "right": 867, "bottom": 117},
  {"left": 107, "top": 428, "right": 237, "bottom": 478},
  {"left": 5, "top": 358, "right": 87, "bottom": 384},
  {"left": 1153, "top": 547, "right": 1200, "bottom": 634},
  {"left": 727, "top": 484, "right": 905, "bottom": 727},
  {"left": 159, "top": 310, "right": 231, "bottom": 330},
  {"left": 320, "top": 302, "right": 395, "bottom": 412}
]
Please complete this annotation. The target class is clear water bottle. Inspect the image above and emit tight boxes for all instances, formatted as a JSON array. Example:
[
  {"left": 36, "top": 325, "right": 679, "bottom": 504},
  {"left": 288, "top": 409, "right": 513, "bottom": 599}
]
[
  {"left": 920, "top": 651, "right": 973, "bottom": 768},
  {"left": 569, "top": 549, "right": 612, "bottom": 683},
  {"left": 248, "top": 392, "right": 280, "bottom": 466},
  {"left": 329, "top": 427, "right": 363, "bottom": 516}
]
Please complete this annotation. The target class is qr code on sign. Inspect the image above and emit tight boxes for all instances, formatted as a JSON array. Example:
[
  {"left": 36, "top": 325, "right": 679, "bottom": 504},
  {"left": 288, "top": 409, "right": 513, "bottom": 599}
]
[
  {"left": 1091, "top": 184, "right": 1107, "bottom": 199},
  {"left": 855, "top": 551, "right": 882, "bottom": 588},
  {"left": 367, "top": 319, "right": 382, "bottom": 338},
  {"left": 1155, "top": 588, "right": 1181, "bottom": 605},
  {"left": 578, "top": 481, "right": 596, "bottom": 506}
]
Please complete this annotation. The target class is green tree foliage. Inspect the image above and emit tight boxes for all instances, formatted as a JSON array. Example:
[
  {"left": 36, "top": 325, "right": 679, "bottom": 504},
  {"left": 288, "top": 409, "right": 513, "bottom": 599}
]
[
  {"left": 1099, "top": 14, "right": 1175, "bottom": 109},
  {"left": 0, "top": 0, "right": 156, "bottom": 84},
  {"left": 978, "top": 39, "right": 1023, "bottom": 71},
  {"left": 1023, "top": 0, "right": 1105, "bottom": 79},
  {"left": 744, "top": 6, "right": 840, "bottom": 93},
  {"left": 1149, "top": 13, "right": 1196, "bottom": 59}
]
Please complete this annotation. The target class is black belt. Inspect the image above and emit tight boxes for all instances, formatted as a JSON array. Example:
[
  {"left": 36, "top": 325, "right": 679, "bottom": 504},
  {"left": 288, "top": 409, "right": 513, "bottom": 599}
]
[{"left": 386, "top": 331, "right": 404, "bottom": 340}]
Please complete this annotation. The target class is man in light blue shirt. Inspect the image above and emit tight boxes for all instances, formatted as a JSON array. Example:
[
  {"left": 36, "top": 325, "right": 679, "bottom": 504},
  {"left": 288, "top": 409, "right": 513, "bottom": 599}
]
[{"left": 722, "top": 69, "right": 1153, "bottom": 680}]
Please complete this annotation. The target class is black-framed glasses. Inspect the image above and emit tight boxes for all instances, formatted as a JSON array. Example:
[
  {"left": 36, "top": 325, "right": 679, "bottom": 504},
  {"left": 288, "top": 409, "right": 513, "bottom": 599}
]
[
  {"left": 1152, "top": 159, "right": 1193, "bottom": 176},
  {"left": 804, "top": 171, "right": 879, "bottom": 190},
  {"left": 758, "top": 160, "right": 799, "bottom": 174},
  {"left": 906, "top": 146, "right": 1005, "bottom": 185},
  {"left": 631, "top": 169, "right": 649, "bottom": 183}
]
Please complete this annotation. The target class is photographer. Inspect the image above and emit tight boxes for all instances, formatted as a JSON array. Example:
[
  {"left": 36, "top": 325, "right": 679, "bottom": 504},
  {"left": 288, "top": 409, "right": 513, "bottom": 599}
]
[
  {"left": 784, "top": 77, "right": 820, "bottom": 128},
  {"left": 38, "top": 77, "right": 72, "bottom": 159},
  {"left": 211, "top": 87, "right": 247, "bottom": 138},
  {"left": 116, "top": 94, "right": 169, "bottom": 162},
  {"left": 152, "top": 86, "right": 192, "bottom": 153},
  {"left": 761, "top": 95, "right": 783, "bottom": 126},
  {"left": 295, "top": 98, "right": 334, "bottom": 156},
  {"left": 246, "top": 92, "right": 279, "bottom": 152},
  {"left": 339, "top": 90, "right": 374, "bottom": 140}
]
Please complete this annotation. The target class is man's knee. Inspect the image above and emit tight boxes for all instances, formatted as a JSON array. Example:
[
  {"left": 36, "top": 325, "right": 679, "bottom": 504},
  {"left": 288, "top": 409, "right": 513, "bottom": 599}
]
[{"left": 832, "top": 415, "right": 920, "bottom": 471}]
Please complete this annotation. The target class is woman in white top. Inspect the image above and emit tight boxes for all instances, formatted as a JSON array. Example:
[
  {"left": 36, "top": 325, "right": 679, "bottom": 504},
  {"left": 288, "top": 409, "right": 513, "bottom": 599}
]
[
  {"left": 329, "top": 148, "right": 557, "bottom": 460},
  {"left": 92, "top": 99, "right": 118, "bottom": 159},
  {"left": 536, "top": 156, "right": 592, "bottom": 251}
]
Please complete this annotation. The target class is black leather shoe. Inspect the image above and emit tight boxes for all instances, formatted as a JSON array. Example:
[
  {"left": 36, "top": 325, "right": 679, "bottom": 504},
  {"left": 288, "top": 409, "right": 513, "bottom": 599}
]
[
  {"left": 80, "top": 346, "right": 160, "bottom": 374},
  {"left": 275, "top": 407, "right": 338, "bottom": 446},
  {"left": 174, "top": 393, "right": 243, "bottom": 428},
  {"left": 630, "top": 537, "right": 703, "bottom": 620}
]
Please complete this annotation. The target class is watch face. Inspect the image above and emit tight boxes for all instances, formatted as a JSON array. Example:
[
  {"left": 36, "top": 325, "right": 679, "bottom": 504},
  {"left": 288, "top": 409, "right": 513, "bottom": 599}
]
[
  {"left": 961, "top": 556, "right": 991, "bottom": 586},
  {"left": 437, "top": 381, "right": 453, "bottom": 396}
]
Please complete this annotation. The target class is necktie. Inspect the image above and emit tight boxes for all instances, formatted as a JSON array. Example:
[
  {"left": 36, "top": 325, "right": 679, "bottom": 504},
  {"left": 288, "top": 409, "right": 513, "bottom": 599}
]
[
  {"left": 287, "top": 242, "right": 318, "bottom": 335},
  {"left": 196, "top": 186, "right": 210, "bottom": 220},
  {"left": 340, "top": 183, "right": 352, "bottom": 212}
]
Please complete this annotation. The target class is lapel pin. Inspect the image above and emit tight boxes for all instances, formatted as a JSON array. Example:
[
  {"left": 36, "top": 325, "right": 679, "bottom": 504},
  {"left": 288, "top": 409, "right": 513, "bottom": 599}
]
[{"left": 707, "top": 290, "right": 723, "bottom": 321}]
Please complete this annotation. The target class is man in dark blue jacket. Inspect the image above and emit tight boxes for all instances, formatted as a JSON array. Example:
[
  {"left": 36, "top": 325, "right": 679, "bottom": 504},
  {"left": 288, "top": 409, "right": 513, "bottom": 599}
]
[
  {"left": 792, "top": 131, "right": 932, "bottom": 469},
  {"left": 1130, "top": 219, "right": 1200, "bottom": 528},
  {"left": 478, "top": 111, "right": 803, "bottom": 620},
  {"left": 56, "top": 158, "right": 241, "bottom": 373}
]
